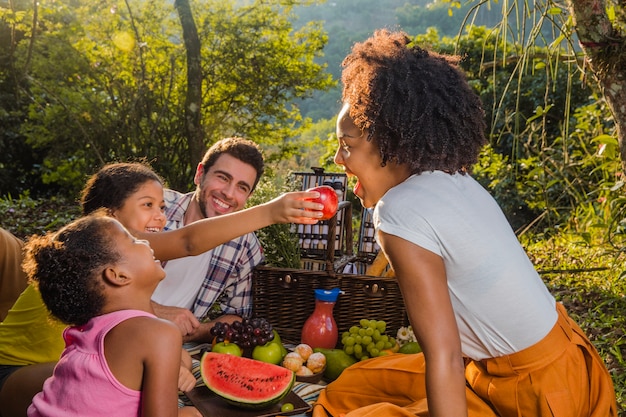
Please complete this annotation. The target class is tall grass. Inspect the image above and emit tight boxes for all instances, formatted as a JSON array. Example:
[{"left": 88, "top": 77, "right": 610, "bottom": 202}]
[{"left": 523, "top": 233, "right": 626, "bottom": 412}]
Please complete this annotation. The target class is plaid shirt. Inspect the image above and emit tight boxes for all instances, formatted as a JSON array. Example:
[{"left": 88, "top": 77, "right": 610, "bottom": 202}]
[{"left": 162, "top": 189, "right": 264, "bottom": 320}]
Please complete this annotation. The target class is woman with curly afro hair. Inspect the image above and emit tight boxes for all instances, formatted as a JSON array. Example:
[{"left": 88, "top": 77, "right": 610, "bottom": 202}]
[{"left": 313, "top": 29, "right": 617, "bottom": 417}]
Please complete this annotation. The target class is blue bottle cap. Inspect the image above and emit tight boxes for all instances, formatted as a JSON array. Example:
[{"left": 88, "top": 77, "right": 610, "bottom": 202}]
[{"left": 314, "top": 288, "right": 343, "bottom": 302}]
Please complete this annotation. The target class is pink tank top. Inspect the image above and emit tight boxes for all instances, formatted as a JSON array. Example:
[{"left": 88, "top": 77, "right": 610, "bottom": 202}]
[{"left": 28, "top": 309, "right": 156, "bottom": 417}]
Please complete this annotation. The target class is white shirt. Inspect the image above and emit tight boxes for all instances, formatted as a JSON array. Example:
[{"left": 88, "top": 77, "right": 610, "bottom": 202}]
[
  {"left": 151, "top": 253, "right": 212, "bottom": 310},
  {"left": 375, "top": 171, "right": 556, "bottom": 360}
]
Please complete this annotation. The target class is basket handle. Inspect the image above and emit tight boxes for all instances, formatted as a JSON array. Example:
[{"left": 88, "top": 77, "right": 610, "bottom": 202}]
[{"left": 324, "top": 200, "right": 353, "bottom": 270}]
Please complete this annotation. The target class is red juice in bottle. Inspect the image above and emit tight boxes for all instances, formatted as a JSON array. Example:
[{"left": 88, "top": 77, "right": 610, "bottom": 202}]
[{"left": 301, "top": 288, "right": 343, "bottom": 349}]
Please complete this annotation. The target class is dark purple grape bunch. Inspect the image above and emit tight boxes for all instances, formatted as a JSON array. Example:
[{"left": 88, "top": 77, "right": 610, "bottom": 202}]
[{"left": 209, "top": 317, "right": 275, "bottom": 349}]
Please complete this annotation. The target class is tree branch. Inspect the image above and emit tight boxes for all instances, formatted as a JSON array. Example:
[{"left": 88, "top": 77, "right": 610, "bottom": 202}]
[{"left": 567, "top": 0, "right": 626, "bottom": 171}]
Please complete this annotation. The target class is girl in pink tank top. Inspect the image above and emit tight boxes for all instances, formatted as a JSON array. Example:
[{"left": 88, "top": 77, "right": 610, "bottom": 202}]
[{"left": 23, "top": 214, "right": 201, "bottom": 417}]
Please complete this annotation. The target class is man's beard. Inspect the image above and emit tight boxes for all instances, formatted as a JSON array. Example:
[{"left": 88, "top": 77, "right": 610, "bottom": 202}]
[{"left": 195, "top": 191, "right": 209, "bottom": 219}]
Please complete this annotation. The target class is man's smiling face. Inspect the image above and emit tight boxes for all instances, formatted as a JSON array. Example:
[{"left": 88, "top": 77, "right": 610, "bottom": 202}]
[{"left": 194, "top": 153, "right": 256, "bottom": 218}]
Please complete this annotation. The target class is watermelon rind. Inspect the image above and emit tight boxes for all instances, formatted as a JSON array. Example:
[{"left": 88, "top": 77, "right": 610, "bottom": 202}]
[{"left": 200, "top": 351, "right": 295, "bottom": 410}]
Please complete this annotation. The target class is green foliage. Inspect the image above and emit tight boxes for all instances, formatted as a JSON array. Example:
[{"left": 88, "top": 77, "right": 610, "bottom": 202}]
[
  {"left": 396, "top": 1, "right": 466, "bottom": 37},
  {"left": 196, "top": 1, "right": 332, "bottom": 149},
  {"left": 292, "top": 0, "right": 410, "bottom": 121},
  {"left": 523, "top": 232, "right": 626, "bottom": 411},
  {"left": 1, "top": 0, "right": 333, "bottom": 195},
  {"left": 293, "top": 0, "right": 548, "bottom": 121},
  {"left": 0, "top": 193, "right": 80, "bottom": 239},
  {"left": 284, "top": 117, "right": 337, "bottom": 172},
  {"left": 246, "top": 173, "right": 302, "bottom": 268},
  {"left": 0, "top": 1, "right": 45, "bottom": 196},
  {"left": 473, "top": 145, "right": 534, "bottom": 232}
]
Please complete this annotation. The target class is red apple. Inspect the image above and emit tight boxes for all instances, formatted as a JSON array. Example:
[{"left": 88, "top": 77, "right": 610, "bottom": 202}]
[{"left": 306, "top": 185, "right": 339, "bottom": 220}]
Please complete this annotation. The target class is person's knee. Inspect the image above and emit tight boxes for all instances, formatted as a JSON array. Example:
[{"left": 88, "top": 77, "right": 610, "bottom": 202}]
[{"left": 0, "top": 363, "right": 55, "bottom": 417}]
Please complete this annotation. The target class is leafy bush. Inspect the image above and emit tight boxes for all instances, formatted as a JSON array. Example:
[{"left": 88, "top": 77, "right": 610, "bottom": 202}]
[
  {"left": 0, "top": 192, "right": 80, "bottom": 239},
  {"left": 246, "top": 173, "right": 302, "bottom": 269}
]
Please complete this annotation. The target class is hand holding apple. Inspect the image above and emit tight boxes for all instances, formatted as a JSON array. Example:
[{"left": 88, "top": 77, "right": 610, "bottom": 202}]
[{"left": 306, "top": 185, "right": 339, "bottom": 220}]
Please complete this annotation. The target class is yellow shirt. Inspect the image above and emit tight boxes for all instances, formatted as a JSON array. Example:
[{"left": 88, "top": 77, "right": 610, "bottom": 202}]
[{"left": 0, "top": 284, "right": 66, "bottom": 365}]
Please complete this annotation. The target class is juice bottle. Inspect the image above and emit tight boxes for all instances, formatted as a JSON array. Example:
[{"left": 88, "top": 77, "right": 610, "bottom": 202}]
[{"left": 301, "top": 288, "right": 343, "bottom": 349}]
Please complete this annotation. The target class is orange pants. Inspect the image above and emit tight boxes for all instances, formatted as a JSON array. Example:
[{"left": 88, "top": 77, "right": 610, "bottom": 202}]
[{"left": 313, "top": 303, "right": 617, "bottom": 417}]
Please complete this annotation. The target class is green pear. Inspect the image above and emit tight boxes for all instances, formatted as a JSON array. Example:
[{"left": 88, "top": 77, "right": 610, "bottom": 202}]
[
  {"left": 270, "top": 329, "right": 288, "bottom": 359},
  {"left": 271, "top": 329, "right": 282, "bottom": 345},
  {"left": 313, "top": 348, "right": 357, "bottom": 382},
  {"left": 398, "top": 341, "right": 422, "bottom": 354}
]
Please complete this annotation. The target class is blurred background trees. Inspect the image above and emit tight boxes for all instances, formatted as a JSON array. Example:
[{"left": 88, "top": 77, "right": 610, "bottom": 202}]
[
  {"left": 0, "top": 0, "right": 333, "bottom": 196},
  {"left": 0, "top": 0, "right": 624, "bottom": 239}
]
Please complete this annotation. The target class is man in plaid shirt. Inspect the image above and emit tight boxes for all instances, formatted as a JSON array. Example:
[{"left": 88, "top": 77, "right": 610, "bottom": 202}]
[{"left": 151, "top": 137, "right": 265, "bottom": 343}]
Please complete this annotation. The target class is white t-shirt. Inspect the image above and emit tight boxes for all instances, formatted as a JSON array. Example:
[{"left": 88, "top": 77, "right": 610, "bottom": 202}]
[
  {"left": 150, "top": 189, "right": 263, "bottom": 320},
  {"left": 151, "top": 253, "right": 212, "bottom": 310},
  {"left": 374, "top": 171, "right": 556, "bottom": 360}
]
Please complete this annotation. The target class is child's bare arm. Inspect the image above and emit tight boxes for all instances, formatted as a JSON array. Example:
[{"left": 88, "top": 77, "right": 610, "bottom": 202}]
[
  {"left": 151, "top": 303, "right": 201, "bottom": 337},
  {"left": 138, "top": 190, "right": 323, "bottom": 261},
  {"left": 140, "top": 319, "right": 187, "bottom": 416},
  {"left": 181, "top": 349, "right": 192, "bottom": 370}
]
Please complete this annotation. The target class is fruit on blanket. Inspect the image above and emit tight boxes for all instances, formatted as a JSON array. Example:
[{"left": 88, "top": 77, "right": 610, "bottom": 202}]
[
  {"left": 379, "top": 340, "right": 401, "bottom": 356},
  {"left": 281, "top": 344, "right": 326, "bottom": 376},
  {"left": 209, "top": 317, "right": 277, "bottom": 356},
  {"left": 398, "top": 341, "right": 422, "bottom": 354},
  {"left": 391, "top": 340, "right": 401, "bottom": 353},
  {"left": 200, "top": 352, "right": 295, "bottom": 410},
  {"left": 341, "top": 319, "right": 398, "bottom": 361},
  {"left": 313, "top": 348, "right": 357, "bottom": 382},
  {"left": 252, "top": 340, "right": 284, "bottom": 364},
  {"left": 211, "top": 341, "right": 242, "bottom": 356},
  {"left": 271, "top": 330, "right": 289, "bottom": 358},
  {"left": 281, "top": 403, "right": 295, "bottom": 412},
  {"left": 271, "top": 329, "right": 283, "bottom": 345},
  {"left": 306, "top": 185, "right": 339, "bottom": 220},
  {"left": 296, "top": 365, "right": 314, "bottom": 376},
  {"left": 306, "top": 352, "right": 326, "bottom": 373}
]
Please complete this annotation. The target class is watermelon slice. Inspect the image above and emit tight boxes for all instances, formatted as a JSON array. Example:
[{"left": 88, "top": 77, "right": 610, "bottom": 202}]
[{"left": 200, "top": 351, "right": 295, "bottom": 410}]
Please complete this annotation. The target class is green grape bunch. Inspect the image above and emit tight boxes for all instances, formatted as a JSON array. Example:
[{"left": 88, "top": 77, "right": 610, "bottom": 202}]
[{"left": 340, "top": 319, "right": 398, "bottom": 361}]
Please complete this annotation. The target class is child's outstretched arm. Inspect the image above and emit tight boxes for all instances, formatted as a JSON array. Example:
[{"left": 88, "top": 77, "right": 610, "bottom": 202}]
[{"left": 138, "top": 190, "right": 324, "bottom": 262}]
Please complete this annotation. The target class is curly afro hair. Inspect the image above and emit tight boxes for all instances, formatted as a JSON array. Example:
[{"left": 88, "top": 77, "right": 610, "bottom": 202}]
[
  {"left": 80, "top": 162, "right": 163, "bottom": 215},
  {"left": 22, "top": 214, "right": 121, "bottom": 326},
  {"left": 341, "top": 29, "right": 487, "bottom": 175}
]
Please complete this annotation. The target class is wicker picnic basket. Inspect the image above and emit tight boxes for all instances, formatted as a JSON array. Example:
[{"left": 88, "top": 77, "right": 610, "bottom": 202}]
[
  {"left": 252, "top": 265, "right": 409, "bottom": 346},
  {"left": 252, "top": 169, "right": 409, "bottom": 345}
]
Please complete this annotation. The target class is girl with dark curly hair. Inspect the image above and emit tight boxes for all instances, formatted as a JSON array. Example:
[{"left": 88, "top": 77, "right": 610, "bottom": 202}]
[
  {"left": 313, "top": 29, "right": 617, "bottom": 417},
  {"left": 23, "top": 214, "right": 200, "bottom": 417}
]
